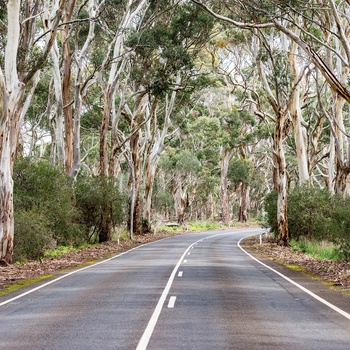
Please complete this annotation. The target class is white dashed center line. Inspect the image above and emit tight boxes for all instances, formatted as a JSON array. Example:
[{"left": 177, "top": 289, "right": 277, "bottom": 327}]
[{"left": 168, "top": 296, "right": 177, "bottom": 308}]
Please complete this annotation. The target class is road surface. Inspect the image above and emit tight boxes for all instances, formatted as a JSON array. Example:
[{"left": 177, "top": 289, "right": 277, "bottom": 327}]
[{"left": 1, "top": 228, "right": 350, "bottom": 349}]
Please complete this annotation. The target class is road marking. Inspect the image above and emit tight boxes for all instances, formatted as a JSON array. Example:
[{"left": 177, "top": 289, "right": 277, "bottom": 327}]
[
  {"left": 238, "top": 236, "right": 350, "bottom": 322},
  {"left": 168, "top": 296, "right": 177, "bottom": 308},
  {"left": 0, "top": 238, "right": 167, "bottom": 309},
  {"left": 136, "top": 231, "right": 231, "bottom": 350},
  {"left": 183, "top": 259, "right": 187, "bottom": 263},
  {"left": 178, "top": 271, "right": 183, "bottom": 277},
  {"left": 187, "top": 253, "right": 191, "bottom": 255}
]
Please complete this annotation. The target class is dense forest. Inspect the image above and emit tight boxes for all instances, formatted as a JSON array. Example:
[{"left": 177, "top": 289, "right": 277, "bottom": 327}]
[{"left": 1, "top": 0, "right": 350, "bottom": 263}]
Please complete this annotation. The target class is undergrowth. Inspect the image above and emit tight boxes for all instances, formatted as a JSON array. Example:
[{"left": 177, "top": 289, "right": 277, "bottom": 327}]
[{"left": 290, "top": 238, "right": 340, "bottom": 261}]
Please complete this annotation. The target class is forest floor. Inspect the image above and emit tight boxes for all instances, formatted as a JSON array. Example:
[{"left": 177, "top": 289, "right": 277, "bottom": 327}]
[{"left": 1, "top": 228, "right": 350, "bottom": 295}]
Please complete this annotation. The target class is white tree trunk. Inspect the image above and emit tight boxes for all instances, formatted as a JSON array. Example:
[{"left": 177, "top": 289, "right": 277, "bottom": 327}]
[
  {"left": 0, "top": 1, "right": 22, "bottom": 263},
  {"left": 143, "top": 76, "right": 180, "bottom": 229},
  {"left": 70, "top": 0, "right": 97, "bottom": 178},
  {"left": 0, "top": 0, "right": 64, "bottom": 262},
  {"left": 288, "top": 40, "right": 309, "bottom": 184},
  {"left": 42, "top": 4, "right": 65, "bottom": 167}
]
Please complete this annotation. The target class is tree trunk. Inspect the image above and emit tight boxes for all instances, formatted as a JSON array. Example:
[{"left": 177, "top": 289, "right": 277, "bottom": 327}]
[
  {"left": 238, "top": 183, "right": 250, "bottom": 223},
  {"left": 0, "top": 1, "right": 23, "bottom": 263},
  {"left": 333, "top": 91, "right": 349, "bottom": 195},
  {"left": 130, "top": 131, "right": 143, "bottom": 235},
  {"left": 220, "top": 148, "right": 231, "bottom": 225},
  {"left": 0, "top": 0, "right": 64, "bottom": 263},
  {"left": 274, "top": 118, "right": 289, "bottom": 246},
  {"left": 44, "top": 20, "right": 65, "bottom": 166},
  {"left": 144, "top": 160, "right": 157, "bottom": 231},
  {"left": 288, "top": 40, "right": 309, "bottom": 184},
  {"left": 99, "top": 204, "right": 112, "bottom": 242},
  {"left": 0, "top": 121, "right": 15, "bottom": 264},
  {"left": 171, "top": 180, "right": 187, "bottom": 225},
  {"left": 61, "top": 0, "right": 76, "bottom": 174}
]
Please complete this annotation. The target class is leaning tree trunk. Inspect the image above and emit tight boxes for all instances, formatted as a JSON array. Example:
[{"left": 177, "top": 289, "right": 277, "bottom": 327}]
[
  {"left": 333, "top": 91, "right": 349, "bottom": 195},
  {"left": 45, "top": 26, "right": 65, "bottom": 166}
]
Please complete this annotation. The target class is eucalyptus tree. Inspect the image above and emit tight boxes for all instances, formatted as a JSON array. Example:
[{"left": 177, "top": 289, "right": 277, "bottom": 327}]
[
  {"left": 189, "top": 0, "right": 350, "bottom": 244},
  {"left": 0, "top": 0, "right": 65, "bottom": 263},
  {"left": 159, "top": 148, "right": 201, "bottom": 224},
  {"left": 106, "top": 1, "right": 215, "bottom": 235},
  {"left": 187, "top": 115, "right": 222, "bottom": 220},
  {"left": 205, "top": 31, "right": 274, "bottom": 224}
]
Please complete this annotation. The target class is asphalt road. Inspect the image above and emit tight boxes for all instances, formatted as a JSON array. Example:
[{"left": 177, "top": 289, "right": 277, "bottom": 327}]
[{"left": 1, "top": 228, "right": 350, "bottom": 350}]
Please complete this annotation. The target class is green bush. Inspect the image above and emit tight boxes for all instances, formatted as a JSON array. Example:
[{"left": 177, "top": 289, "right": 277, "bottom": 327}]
[
  {"left": 288, "top": 186, "right": 332, "bottom": 241},
  {"left": 14, "top": 158, "right": 85, "bottom": 251},
  {"left": 14, "top": 210, "right": 55, "bottom": 261},
  {"left": 74, "top": 175, "right": 126, "bottom": 242},
  {"left": 326, "top": 195, "right": 350, "bottom": 260},
  {"left": 265, "top": 186, "right": 350, "bottom": 260},
  {"left": 264, "top": 190, "right": 278, "bottom": 236}
]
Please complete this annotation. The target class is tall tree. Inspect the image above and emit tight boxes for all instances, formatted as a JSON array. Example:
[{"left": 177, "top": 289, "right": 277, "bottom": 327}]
[{"left": 0, "top": 0, "right": 65, "bottom": 263}]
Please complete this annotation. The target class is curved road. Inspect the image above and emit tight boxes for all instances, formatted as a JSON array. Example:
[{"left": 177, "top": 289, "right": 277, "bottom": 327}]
[{"left": 1, "top": 228, "right": 350, "bottom": 349}]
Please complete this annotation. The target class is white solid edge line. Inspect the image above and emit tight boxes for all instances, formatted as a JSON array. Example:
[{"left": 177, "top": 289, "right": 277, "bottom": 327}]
[
  {"left": 136, "top": 231, "right": 231, "bottom": 350},
  {"left": 237, "top": 235, "right": 350, "bottom": 321},
  {"left": 0, "top": 239, "right": 164, "bottom": 308}
]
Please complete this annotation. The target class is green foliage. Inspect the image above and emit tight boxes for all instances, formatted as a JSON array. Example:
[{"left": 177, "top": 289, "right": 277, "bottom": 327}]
[
  {"left": 125, "top": 2, "right": 214, "bottom": 96},
  {"left": 188, "top": 116, "right": 222, "bottom": 166},
  {"left": 326, "top": 196, "right": 350, "bottom": 261},
  {"left": 14, "top": 210, "right": 55, "bottom": 262},
  {"left": 158, "top": 221, "right": 223, "bottom": 232},
  {"left": 13, "top": 158, "right": 86, "bottom": 260},
  {"left": 228, "top": 158, "right": 254, "bottom": 186},
  {"left": 160, "top": 149, "right": 201, "bottom": 175},
  {"left": 265, "top": 185, "right": 350, "bottom": 260},
  {"left": 288, "top": 186, "right": 331, "bottom": 241},
  {"left": 290, "top": 238, "right": 340, "bottom": 261},
  {"left": 264, "top": 190, "right": 278, "bottom": 236},
  {"left": 74, "top": 175, "right": 127, "bottom": 242},
  {"left": 44, "top": 245, "right": 78, "bottom": 259}
]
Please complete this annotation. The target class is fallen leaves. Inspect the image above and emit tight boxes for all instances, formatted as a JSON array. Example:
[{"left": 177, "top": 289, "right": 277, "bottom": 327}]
[{"left": 245, "top": 235, "right": 350, "bottom": 290}]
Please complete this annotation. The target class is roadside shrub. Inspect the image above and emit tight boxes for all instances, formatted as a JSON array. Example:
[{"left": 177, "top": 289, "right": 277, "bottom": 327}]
[
  {"left": 14, "top": 210, "right": 55, "bottom": 261},
  {"left": 264, "top": 185, "right": 350, "bottom": 260},
  {"left": 327, "top": 195, "right": 350, "bottom": 260},
  {"left": 288, "top": 186, "right": 331, "bottom": 241},
  {"left": 14, "top": 158, "right": 85, "bottom": 248},
  {"left": 74, "top": 175, "right": 126, "bottom": 242},
  {"left": 264, "top": 190, "right": 278, "bottom": 236}
]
